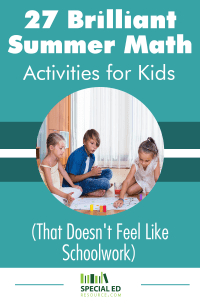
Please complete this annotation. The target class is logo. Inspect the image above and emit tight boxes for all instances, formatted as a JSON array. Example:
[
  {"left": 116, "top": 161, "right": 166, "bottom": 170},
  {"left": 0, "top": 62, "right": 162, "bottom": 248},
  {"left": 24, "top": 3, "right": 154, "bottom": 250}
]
[
  {"left": 80, "top": 272, "right": 108, "bottom": 284},
  {"left": 80, "top": 271, "right": 121, "bottom": 298}
]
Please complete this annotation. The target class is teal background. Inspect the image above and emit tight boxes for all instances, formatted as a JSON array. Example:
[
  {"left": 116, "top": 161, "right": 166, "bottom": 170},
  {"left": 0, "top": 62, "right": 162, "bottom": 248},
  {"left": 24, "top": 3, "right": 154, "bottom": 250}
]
[
  {"left": 1, "top": 0, "right": 200, "bottom": 267},
  {"left": 1, "top": 158, "right": 200, "bottom": 182},
  {"left": 0, "top": 182, "right": 199, "bottom": 267},
  {"left": 1, "top": 122, "right": 200, "bottom": 149}
]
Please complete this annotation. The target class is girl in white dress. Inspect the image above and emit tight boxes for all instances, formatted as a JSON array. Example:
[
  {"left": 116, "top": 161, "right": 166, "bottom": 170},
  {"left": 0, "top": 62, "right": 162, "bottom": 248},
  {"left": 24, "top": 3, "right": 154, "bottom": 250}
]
[
  {"left": 114, "top": 137, "right": 160, "bottom": 208},
  {"left": 39, "top": 133, "right": 82, "bottom": 205}
]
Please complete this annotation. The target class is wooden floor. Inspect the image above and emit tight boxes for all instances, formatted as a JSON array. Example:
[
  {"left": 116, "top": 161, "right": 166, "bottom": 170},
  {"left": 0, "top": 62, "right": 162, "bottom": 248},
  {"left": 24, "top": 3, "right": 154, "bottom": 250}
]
[{"left": 109, "top": 168, "right": 130, "bottom": 188}]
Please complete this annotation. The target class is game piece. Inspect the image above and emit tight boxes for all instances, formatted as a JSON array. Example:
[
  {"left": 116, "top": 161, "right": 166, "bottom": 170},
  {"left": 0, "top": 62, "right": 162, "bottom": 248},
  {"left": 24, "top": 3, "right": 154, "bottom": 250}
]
[
  {"left": 103, "top": 205, "right": 106, "bottom": 212},
  {"left": 100, "top": 206, "right": 103, "bottom": 212},
  {"left": 90, "top": 204, "right": 93, "bottom": 211},
  {"left": 139, "top": 194, "right": 142, "bottom": 200}
]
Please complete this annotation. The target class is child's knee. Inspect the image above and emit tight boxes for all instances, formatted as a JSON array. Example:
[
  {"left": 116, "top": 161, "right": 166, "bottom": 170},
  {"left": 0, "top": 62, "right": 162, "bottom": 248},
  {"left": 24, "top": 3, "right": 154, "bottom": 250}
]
[
  {"left": 108, "top": 169, "right": 113, "bottom": 179},
  {"left": 103, "top": 168, "right": 113, "bottom": 180},
  {"left": 74, "top": 188, "right": 82, "bottom": 198},
  {"left": 127, "top": 187, "right": 133, "bottom": 196},
  {"left": 101, "top": 179, "right": 111, "bottom": 190}
]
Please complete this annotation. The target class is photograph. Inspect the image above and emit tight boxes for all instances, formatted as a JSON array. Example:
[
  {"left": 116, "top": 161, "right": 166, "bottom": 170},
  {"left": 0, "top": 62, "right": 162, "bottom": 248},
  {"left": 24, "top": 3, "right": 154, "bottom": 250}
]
[{"left": 37, "top": 87, "right": 164, "bottom": 215}]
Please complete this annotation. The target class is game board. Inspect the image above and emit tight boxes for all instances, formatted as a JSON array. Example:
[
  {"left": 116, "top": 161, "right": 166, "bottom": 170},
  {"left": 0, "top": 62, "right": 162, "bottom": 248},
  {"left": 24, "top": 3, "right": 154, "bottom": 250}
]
[{"left": 70, "top": 197, "right": 139, "bottom": 210}]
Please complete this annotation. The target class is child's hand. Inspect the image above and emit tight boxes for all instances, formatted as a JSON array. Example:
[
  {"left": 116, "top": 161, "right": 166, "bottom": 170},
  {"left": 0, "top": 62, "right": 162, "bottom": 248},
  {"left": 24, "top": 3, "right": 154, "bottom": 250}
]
[
  {"left": 73, "top": 185, "right": 83, "bottom": 192},
  {"left": 91, "top": 167, "right": 102, "bottom": 177},
  {"left": 65, "top": 192, "right": 75, "bottom": 206},
  {"left": 113, "top": 199, "right": 124, "bottom": 208}
]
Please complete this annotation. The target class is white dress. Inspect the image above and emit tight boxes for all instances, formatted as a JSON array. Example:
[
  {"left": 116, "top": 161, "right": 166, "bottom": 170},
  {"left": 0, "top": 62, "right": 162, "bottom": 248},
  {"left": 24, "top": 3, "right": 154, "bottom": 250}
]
[
  {"left": 39, "top": 163, "right": 82, "bottom": 204},
  {"left": 134, "top": 157, "right": 158, "bottom": 193}
]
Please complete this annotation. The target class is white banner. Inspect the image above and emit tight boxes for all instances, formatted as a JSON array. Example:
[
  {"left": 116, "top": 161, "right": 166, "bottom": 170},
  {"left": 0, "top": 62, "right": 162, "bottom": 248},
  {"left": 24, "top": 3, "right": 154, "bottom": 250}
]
[{"left": 0, "top": 268, "right": 199, "bottom": 300}]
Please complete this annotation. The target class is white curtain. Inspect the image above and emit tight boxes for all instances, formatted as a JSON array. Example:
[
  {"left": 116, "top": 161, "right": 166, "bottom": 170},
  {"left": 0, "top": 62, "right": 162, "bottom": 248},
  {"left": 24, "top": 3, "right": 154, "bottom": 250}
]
[{"left": 71, "top": 88, "right": 164, "bottom": 168}]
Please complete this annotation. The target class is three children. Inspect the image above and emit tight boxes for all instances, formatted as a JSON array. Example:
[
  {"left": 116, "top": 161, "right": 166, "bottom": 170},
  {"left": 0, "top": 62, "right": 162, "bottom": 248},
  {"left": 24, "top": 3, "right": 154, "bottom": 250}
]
[{"left": 40, "top": 131, "right": 160, "bottom": 207}]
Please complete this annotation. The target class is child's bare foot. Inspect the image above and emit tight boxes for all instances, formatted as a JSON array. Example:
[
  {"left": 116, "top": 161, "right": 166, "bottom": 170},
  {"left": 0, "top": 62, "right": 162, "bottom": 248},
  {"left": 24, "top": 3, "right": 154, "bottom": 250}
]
[{"left": 87, "top": 190, "right": 106, "bottom": 197}]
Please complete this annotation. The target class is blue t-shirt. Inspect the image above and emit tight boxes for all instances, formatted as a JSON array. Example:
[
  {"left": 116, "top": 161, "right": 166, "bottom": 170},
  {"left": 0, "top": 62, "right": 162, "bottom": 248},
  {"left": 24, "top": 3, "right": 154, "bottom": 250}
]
[{"left": 62, "top": 145, "right": 95, "bottom": 187}]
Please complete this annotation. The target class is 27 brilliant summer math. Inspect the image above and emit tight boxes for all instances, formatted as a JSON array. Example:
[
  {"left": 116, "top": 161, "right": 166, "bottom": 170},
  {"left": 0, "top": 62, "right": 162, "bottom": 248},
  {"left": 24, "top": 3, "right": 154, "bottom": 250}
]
[{"left": 8, "top": 10, "right": 192, "bottom": 54}]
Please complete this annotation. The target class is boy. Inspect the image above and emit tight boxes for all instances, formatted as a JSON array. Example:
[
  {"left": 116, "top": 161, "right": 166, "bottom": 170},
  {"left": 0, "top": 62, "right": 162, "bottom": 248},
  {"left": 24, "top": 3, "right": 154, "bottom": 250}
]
[{"left": 62, "top": 129, "right": 112, "bottom": 196}]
